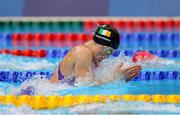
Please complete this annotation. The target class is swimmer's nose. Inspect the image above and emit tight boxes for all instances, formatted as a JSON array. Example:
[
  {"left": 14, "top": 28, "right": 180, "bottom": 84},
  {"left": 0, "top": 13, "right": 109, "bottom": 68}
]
[
  {"left": 100, "top": 56, "right": 105, "bottom": 60},
  {"left": 100, "top": 57, "right": 104, "bottom": 61}
]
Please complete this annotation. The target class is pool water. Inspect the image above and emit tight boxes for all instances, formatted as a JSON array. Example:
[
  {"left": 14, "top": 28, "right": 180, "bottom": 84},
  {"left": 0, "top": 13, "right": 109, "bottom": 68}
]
[
  {"left": 0, "top": 100, "right": 180, "bottom": 114},
  {"left": 0, "top": 19, "right": 180, "bottom": 114},
  {"left": 0, "top": 53, "right": 179, "bottom": 114}
]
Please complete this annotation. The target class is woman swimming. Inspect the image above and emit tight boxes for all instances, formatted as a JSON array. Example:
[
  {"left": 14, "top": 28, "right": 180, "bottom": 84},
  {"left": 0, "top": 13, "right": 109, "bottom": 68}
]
[
  {"left": 18, "top": 24, "right": 142, "bottom": 95},
  {"left": 50, "top": 24, "right": 142, "bottom": 84}
]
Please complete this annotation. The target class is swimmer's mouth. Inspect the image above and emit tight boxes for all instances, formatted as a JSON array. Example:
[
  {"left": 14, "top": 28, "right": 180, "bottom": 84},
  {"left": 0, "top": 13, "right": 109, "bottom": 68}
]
[{"left": 99, "top": 56, "right": 105, "bottom": 61}]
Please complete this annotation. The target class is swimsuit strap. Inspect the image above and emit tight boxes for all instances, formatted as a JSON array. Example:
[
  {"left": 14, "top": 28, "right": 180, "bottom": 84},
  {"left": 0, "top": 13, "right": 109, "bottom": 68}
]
[{"left": 58, "top": 65, "right": 64, "bottom": 80}]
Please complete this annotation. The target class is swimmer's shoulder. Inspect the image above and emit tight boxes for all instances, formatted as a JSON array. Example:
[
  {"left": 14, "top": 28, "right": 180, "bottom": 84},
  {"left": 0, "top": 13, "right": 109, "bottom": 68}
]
[{"left": 71, "top": 45, "right": 92, "bottom": 60}]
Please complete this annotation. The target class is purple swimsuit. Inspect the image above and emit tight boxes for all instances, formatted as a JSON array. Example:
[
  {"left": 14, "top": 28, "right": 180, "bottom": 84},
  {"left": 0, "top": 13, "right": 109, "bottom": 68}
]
[
  {"left": 18, "top": 65, "right": 75, "bottom": 96},
  {"left": 57, "top": 65, "right": 75, "bottom": 86}
]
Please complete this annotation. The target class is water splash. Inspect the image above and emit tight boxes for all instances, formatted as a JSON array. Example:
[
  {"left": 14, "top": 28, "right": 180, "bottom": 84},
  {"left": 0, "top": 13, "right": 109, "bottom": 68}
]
[
  {"left": 94, "top": 53, "right": 180, "bottom": 83},
  {"left": 0, "top": 54, "right": 57, "bottom": 71},
  {"left": 0, "top": 54, "right": 180, "bottom": 114},
  {"left": 0, "top": 53, "right": 179, "bottom": 96},
  {"left": 0, "top": 53, "right": 178, "bottom": 71},
  {"left": 10, "top": 75, "right": 73, "bottom": 95}
]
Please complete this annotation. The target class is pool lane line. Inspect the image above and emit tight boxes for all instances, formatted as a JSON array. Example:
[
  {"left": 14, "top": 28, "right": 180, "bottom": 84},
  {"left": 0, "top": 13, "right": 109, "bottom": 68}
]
[
  {"left": 0, "top": 49, "right": 179, "bottom": 58},
  {"left": 0, "top": 95, "right": 179, "bottom": 109},
  {"left": 0, "top": 71, "right": 180, "bottom": 83}
]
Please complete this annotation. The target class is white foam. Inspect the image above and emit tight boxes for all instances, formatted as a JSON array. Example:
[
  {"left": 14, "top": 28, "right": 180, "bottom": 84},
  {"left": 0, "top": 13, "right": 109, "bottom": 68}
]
[
  {"left": 0, "top": 53, "right": 178, "bottom": 71},
  {"left": 0, "top": 54, "right": 57, "bottom": 71},
  {"left": 0, "top": 89, "right": 4, "bottom": 95},
  {"left": 0, "top": 53, "right": 180, "bottom": 114},
  {"left": 0, "top": 105, "right": 37, "bottom": 115},
  {"left": 0, "top": 101, "right": 180, "bottom": 114},
  {"left": 10, "top": 75, "right": 73, "bottom": 95},
  {"left": 3, "top": 53, "right": 180, "bottom": 95}
]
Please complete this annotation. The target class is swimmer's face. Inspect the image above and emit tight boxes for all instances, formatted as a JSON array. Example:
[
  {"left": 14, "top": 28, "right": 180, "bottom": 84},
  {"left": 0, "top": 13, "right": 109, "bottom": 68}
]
[{"left": 94, "top": 44, "right": 114, "bottom": 62}]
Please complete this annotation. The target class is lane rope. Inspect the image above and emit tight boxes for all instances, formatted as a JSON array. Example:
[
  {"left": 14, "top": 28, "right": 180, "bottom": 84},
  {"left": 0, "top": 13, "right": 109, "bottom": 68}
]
[
  {"left": 0, "top": 95, "right": 179, "bottom": 109},
  {"left": 0, "top": 71, "right": 179, "bottom": 83}
]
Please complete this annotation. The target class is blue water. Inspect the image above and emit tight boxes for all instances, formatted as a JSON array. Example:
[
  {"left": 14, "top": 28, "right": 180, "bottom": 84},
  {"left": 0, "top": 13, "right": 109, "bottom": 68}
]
[
  {"left": 0, "top": 52, "right": 180, "bottom": 114},
  {"left": 0, "top": 78, "right": 180, "bottom": 95}
]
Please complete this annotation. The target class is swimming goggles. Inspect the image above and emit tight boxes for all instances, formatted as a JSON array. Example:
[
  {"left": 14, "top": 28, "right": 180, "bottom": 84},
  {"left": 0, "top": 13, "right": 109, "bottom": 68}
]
[{"left": 104, "top": 46, "right": 114, "bottom": 56}]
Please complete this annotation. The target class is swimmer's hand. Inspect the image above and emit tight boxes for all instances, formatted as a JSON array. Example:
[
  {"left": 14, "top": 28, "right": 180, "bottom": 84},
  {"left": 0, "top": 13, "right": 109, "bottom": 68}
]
[{"left": 120, "top": 65, "right": 142, "bottom": 82}]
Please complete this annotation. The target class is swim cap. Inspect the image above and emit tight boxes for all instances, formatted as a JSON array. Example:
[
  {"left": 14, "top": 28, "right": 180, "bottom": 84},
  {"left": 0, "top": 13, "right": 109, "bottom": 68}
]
[
  {"left": 132, "top": 51, "right": 156, "bottom": 62},
  {"left": 93, "top": 24, "right": 120, "bottom": 49}
]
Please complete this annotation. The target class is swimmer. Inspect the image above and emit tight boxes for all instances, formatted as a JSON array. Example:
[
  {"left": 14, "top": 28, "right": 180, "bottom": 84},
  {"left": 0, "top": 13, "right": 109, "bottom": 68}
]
[
  {"left": 132, "top": 50, "right": 180, "bottom": 71},
  {"left": 132, "top": 51, "right": 157, "bottom": 63},
  {"left": 132, "top": 51, "right": 178, "bottom": 63},
  {"left": 50, "top": 24, "right": 142, "bottom": 85}
]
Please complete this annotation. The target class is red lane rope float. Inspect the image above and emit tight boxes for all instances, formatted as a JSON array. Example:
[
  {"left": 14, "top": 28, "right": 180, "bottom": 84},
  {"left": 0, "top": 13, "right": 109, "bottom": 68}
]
[
  {"left": 84, "top": 19, "right": 180, "bottom": 32},
  {"left": 12, "top": 33, "right": 22, "bottom": 47},
  {"left": 144, "top": 20, "right": 154, "bottom": 31},
  {"left": 44, "top": 33, "right": 55, "bottom": 47},
  {"left": 55, "top": 33, "right": 66, "bottom": 47},
  {"left": 0, "top": 49, "right": 179, "bottom": 58},
  {"left": 0, "top": 49, "right": 11, "bottom": 54},
  {"left": 176, "top": 20, "right": 180, "bottom": 31},
  {"left": 12, "top": 33, "right": 92, "bottom": 47},
  {"left": 11, "top": 49, "right": 22, "bottom": 56},
  {"left": 23, "top": 49, "right": 34, "bottom": 57},
  {"left": 34, "top": 33, "right": 45, "bottom": 47},
  {"left": 133, "top": 20, "right": 145, "bottom": 31},
  {"left": 23, "top": 33, "right": 34, "bottom": 47},
  {"left": 166, "top": 19, "right": 175, "bottom": 30},
  {"left": 34, "top": 49, "right": 47, "bottom": 57},
  {"left": 0, "top": 49, "right": 47, "bottom": 58},
  {"left": 114, "top": 20, "right": 125, "bottom": 31},
  {"left": 66, "top": 33, "right": 78, "bottom": 46},
  {"left": 10, "top": 32, "right": 180, "bottom": 48},
  {"left": 125, "top": 20, "right": 134, "bottom": 32},
  {"left": 154, "top": 20, "right": 166, "bottom": 31}
]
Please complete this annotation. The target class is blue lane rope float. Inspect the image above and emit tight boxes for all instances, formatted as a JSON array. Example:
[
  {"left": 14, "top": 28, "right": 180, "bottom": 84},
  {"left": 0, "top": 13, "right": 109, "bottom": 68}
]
[
  {"left": 47, "top": 49, "right": 180, "bottom": 58},
  {"left": 0, "top": 49, "right": 179, "bottom": 58},
  {"left": 0, "top": 33, "right": 11, "bottom": 48},
  {"left": 0, "top": 71, "right": 179, "bottom": 83},
  {"left": 121, "top": 33, "right": 180, "bottom": 49},
  {"left": 133, "top": 71, "right": 180, "bottom": 81},
  {"left": 0, "top": 71, "right": 52, "bottom": 83},
  {"left": 0, "top": 33, "right": 180, "bottom": 48}
]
